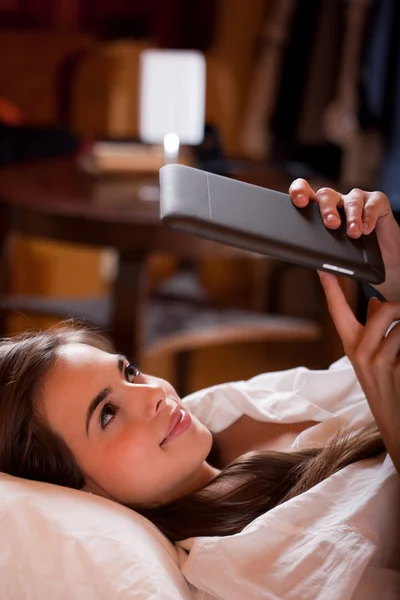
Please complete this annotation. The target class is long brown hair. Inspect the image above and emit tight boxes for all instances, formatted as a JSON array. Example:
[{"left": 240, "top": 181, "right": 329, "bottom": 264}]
[{"left": 0, "top": 323, "right": 385, "bottom": 542}]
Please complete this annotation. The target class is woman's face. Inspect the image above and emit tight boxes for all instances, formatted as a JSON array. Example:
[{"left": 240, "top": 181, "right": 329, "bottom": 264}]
[{"left": 40, "top": 343, "right": 215, "bottom": 506}]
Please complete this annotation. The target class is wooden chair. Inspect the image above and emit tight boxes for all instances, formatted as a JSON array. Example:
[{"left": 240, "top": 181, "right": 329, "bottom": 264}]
[{"left": 0, "top": 261, "right": 355, "bottom": 396}]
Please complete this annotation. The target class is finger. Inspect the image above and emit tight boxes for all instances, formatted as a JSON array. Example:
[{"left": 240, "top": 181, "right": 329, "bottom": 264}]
[
  {"left": 362, "top": 296, "right": 388, "bottom": 368},
  {"left": 366, "top": 296, "right": 383, "bottom": 321},
  {"left": 318, "top": 271, "right": 362, "bottom": 351},
  {"left": 315, "top": 187, "right": 343, "bottom": 229},
  {"left": 342, "top": 189, "right": 366, "bottom": 238},
  {"left": 372, "top": 320, "right": 400, "bottom": 367},
  {"left": 289, "top": 178, "right": 317, "bottom": 207},
  {"left": 362, "top": 191, "right": 392, "bottom": 235},
  {"left": 356, "top": 302, "right": 400, "bottom": 361},
  {"left": 364, "top": 324, "right": 400, "bottom": 431}
]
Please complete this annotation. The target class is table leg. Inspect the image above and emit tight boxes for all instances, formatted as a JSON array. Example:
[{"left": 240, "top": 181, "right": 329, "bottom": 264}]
[{"left": 110, "top": 250, "right": 148, "bottom": 363}]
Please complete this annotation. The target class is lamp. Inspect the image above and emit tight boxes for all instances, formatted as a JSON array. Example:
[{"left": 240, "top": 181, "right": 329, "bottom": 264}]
[{"left": 139, "top": 49, "right": 206, "bottom": 163}]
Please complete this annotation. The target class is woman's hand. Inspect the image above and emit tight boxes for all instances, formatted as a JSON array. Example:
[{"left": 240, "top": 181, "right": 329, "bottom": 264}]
[
  {"left": 288, "top": 179, "right": 400, "bottom": 302},
  {"left": 319, "top": 271, "right": 400, "bottom": 476}
]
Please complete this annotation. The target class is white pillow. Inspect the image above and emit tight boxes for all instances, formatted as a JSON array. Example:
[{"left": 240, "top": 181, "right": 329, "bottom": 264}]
[{"left": 0, "top": 473, "right": 194, "bottom": 599}]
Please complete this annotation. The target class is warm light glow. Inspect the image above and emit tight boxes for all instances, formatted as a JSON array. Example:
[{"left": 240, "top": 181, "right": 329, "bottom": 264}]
[
  {"left": 163, "top": 132, "right": 180, "bottom": 160},
  {"left": 139, "top": 49, "right": 206, "bottom": 145}
]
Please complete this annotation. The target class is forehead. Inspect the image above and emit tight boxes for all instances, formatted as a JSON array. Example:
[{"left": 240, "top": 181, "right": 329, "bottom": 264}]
[
  {"left": 55, "top": 342, "right": 112, "bottom": 366},
  {"left": 41, "top": 343, "right": 116, "bottom": 434}
]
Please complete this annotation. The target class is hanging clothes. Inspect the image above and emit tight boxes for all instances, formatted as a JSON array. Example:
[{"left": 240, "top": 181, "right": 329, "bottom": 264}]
[
  {"left": 269, "top": 0, "right": 390, "bottom": 192},
  {"left": 270, "top": 0, "right": 343, "bottom": 180}
]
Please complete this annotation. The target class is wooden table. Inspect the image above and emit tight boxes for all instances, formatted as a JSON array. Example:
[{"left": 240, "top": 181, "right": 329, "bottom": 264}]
[{"left": 0, "top": 159, "right": 294, "bottom": 361}]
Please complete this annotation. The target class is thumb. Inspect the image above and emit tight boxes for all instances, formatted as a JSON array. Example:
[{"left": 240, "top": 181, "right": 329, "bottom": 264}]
[{"left": 366, "top": 296, "right": 382, "bottom": 321}]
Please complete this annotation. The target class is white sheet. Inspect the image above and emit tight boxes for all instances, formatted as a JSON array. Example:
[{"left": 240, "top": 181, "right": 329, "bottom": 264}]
[{"left": 180, "top": 356, "right": 400, "bottom": 600}]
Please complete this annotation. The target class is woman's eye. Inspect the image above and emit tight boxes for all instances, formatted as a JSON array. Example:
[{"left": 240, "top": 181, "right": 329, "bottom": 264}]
[
  {"left": 124, "top": 362, "right": 140, "bottom": 382},
  {"left": 100, "top": 402, "right": 118, "bottom": 430}
]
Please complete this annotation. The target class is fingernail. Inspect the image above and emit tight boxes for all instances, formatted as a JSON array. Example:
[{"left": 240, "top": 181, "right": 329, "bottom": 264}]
[
  {"left": 326, "top": 214, "right": 339, "bottom": 224},
  {"left": 348, "top": 222, "right": 360, "bottom": 234},
  {"left": 362, "top": 220, "right": 370, "bottom": 234},
  {"left": 296, "top": 193, "right": 307, "bottom": 205}
]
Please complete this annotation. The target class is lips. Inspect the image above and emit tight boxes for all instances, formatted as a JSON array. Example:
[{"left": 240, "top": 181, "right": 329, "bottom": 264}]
[
  {"left": 161, "top": 405, "right": 182, "bottom": 444},
  {"left": 160, "top": 404, "right": 192, "bottom": 446}
]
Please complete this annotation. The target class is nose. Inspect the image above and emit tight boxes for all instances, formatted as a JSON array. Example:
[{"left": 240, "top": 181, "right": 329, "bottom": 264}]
[{"left": 128, "top": 383, "right": 166, "bottom": 420}]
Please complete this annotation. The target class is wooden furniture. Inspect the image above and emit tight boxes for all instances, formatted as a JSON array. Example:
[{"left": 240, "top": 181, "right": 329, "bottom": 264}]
[
  {"left": 0, "top": 29, "right": 114, "bottom": 139},
  {"left": 322, "top": 0, "right": 381, "bottom": 189},
  {"left": 0, "top": 4, "right": 264, "bottom": 155},
  {"left": 240, "top": 0, "right": 297, "bottom": 160},
  {"left": 0, "top": 159, "right": 349, "bottom": 393}
]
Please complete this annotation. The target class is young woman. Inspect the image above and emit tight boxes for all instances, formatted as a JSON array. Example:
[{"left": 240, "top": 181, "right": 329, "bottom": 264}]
[{"left": 0, "top": 181, "right": 398, "bottom": 591}]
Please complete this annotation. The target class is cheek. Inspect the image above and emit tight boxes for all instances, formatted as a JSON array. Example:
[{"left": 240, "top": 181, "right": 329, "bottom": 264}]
[
  {"left": 86, "top": 431, "right": 165, "bottom": 499},
  {"left": 100, "top": 428, "right": 156, "bottom": 470},
  {"left": 82, "top": 415, "right": 213, "bottom": 504}
]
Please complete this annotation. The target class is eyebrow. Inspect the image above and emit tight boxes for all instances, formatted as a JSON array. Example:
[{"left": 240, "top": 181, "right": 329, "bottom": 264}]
[{"left": 85, "top": 355, "right": 126, "bottom": 435}]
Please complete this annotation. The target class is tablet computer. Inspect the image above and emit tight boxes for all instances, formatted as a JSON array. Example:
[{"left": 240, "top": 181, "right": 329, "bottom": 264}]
[{"left": 159, "top": 164, "right": 385, "bottom": 284}]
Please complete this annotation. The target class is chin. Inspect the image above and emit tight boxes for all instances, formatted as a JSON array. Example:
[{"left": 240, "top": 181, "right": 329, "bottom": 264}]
[{"left": 192, "top": 416, "right": 214, "bottom": 455}]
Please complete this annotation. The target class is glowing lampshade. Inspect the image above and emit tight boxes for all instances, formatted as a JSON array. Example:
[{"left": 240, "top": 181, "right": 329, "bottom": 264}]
[{"left": 139, "top": 49, "right": 206, "bottom": 151}]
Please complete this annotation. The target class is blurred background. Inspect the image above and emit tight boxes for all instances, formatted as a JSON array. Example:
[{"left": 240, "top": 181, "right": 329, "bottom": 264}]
[{"left": 0, "top": 0, "right": 399, "bottom": 394}]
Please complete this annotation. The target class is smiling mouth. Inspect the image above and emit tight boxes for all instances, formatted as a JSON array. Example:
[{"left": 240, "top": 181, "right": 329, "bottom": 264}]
[{"left": 160, "top": 407, "right": 192, "bottom": 446}]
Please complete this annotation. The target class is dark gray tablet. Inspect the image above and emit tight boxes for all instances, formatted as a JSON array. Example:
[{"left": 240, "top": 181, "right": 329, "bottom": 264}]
[{"left": 159, "top": 164, "right": 385, "bottom": 284}]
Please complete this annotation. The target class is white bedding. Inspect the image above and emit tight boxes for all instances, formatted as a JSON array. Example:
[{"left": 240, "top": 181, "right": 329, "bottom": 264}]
[
  {"left": 180, "top": 356, "right": 400, "bottom": 600},
  {"left": 0, "top": 356, "right": 398, "bottom": 599}
]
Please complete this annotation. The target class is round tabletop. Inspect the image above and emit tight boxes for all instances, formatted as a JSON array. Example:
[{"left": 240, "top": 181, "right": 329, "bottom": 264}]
[
  {"left": 0, "top": 158, "right": 296, "bottom": 367},
  {"left": 0, "top": 158, "right": 259, "bottom": 258}
]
